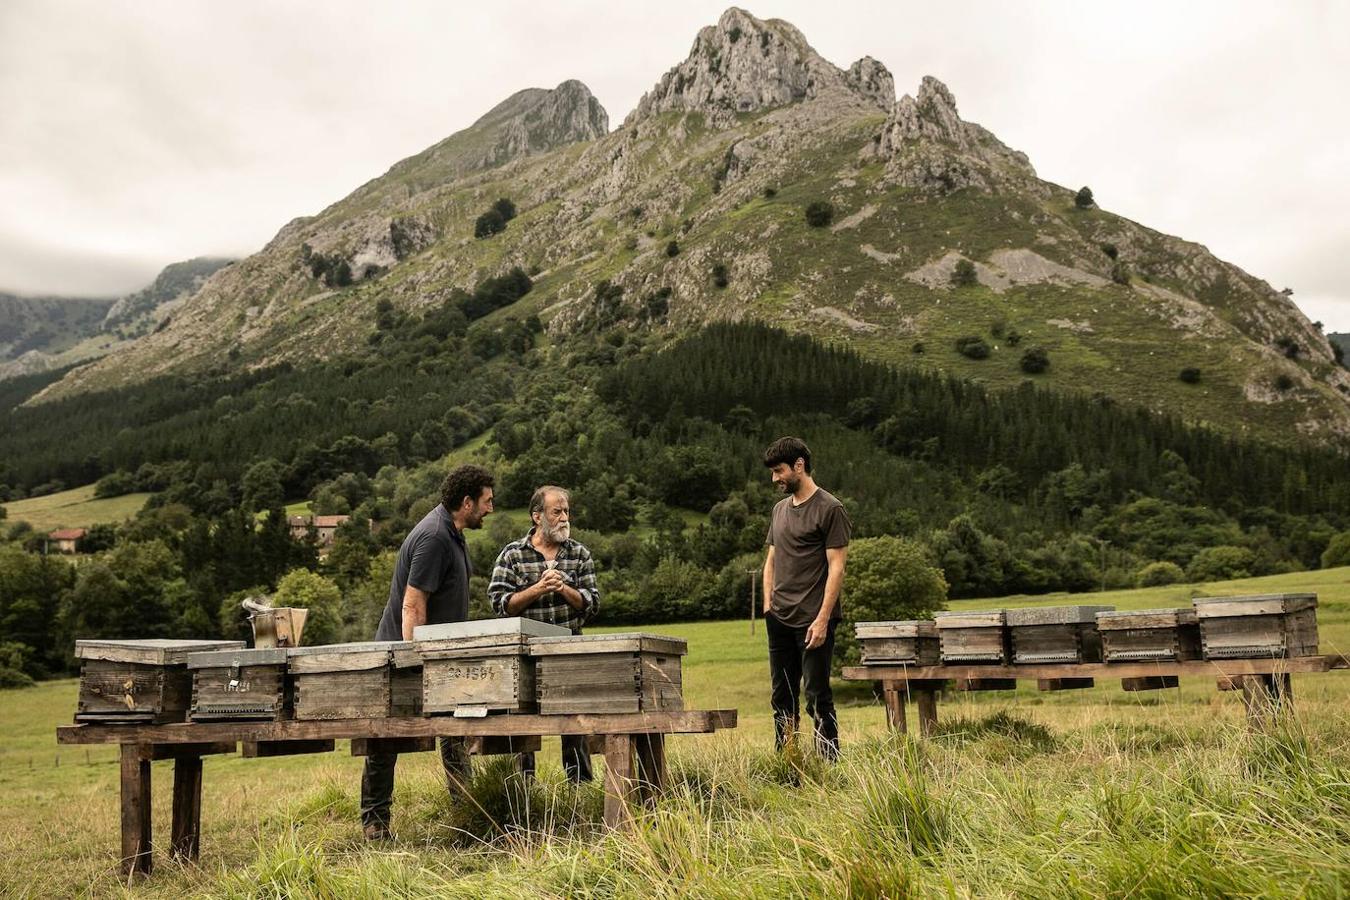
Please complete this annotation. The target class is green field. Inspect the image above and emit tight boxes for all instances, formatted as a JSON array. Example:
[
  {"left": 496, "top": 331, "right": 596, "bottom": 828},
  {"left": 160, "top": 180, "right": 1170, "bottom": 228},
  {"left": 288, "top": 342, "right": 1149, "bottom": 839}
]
[
  {"left": 3, "top": 568, "right": 1348, "bottom": 897},
  {"left": 1, "top": 484, "right": 151, "bottom": 532}
]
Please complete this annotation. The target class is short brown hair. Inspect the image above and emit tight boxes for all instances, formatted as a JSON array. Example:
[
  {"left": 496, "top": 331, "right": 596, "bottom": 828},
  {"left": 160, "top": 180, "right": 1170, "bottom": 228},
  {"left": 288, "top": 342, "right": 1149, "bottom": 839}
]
[
  {"left": 762, "top": 436, "right": 812, "bottom": 474},
  {"left": 440, "top": 464, "right": 494, "bottom": 511}
]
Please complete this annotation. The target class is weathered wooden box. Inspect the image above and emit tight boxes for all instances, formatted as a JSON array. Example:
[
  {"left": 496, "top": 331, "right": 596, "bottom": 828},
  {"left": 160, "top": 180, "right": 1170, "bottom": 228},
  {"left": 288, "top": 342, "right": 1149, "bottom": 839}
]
[
  {"left": 1007, "top": 605, "right": 1115, "bottom": 664},
  {"left": 289, "top": 642, "right": 420, "bottom": 720},
  {"left": 74, "top": 639, "right": 245, "bottom": 724},
  {"left": 531, "top": 633, "right": 687, "bottom": 715},
  {"left": 187, "top": 647, "right": 291, "bottom": 720},
  {"left": 855, "top": 621, "right": 941, "bottom": 665},
  {"left": 933, "top": 611, "right": 1010, "bottom": 664},
  {"left": 1193, "top": 594, "right": 1319, "bottom": 659},
  {"left": 415, "top": 618, "right": 570, "bottom": 717},
  {"left": 1096, "top": 608, "right": 1202, "bottom": 663}
]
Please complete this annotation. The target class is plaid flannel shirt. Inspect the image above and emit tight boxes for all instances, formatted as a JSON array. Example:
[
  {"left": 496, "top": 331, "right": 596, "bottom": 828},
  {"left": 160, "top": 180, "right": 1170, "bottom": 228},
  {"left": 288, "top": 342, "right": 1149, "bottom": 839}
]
[{"left": 488, "top": 529, "right": 600, "bottom": 634}]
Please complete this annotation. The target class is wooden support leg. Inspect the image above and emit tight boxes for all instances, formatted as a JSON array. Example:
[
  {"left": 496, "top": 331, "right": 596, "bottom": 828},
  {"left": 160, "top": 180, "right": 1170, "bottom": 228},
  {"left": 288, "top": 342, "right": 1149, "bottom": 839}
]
[
  {"left": 119, "top": 744, "right": 152, "bottom": 877},
  {"left": 633, "top": 733, "right": 667, "bottom": 807},
  {"left": 602, "top": 734, "right": 637, "bottom": 828},
  {"left": 1241, "top": 675, "right": 1277, "bottom": 728},
  {"left": 882, "top": 681, "right": 907, "bottom": 733},
  {"left": 915, "top": 689, "right": 939, "bottom": 737},
  {"left": 170, "top": 755, "right": 203, "bottom": 862}
]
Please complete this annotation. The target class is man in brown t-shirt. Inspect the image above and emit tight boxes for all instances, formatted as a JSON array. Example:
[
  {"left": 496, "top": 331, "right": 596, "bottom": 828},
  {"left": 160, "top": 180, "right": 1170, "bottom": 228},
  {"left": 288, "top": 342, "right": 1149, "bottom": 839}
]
[{"left": 761, "top": 436, "right": 851, "bottom": 759}]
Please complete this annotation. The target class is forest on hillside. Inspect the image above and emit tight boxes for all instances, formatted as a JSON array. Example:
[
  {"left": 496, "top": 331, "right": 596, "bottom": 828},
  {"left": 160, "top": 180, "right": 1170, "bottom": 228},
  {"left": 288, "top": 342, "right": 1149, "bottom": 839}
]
[{"left": 4, "top": 304, "right": 1350, "bottom": 685}]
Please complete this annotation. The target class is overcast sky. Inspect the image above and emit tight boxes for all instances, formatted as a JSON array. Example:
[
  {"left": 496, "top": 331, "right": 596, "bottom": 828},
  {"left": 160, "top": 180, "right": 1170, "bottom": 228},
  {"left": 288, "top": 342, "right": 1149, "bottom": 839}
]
[{"left": 3, "top": 1, "right": 1347, "bottom": 329}]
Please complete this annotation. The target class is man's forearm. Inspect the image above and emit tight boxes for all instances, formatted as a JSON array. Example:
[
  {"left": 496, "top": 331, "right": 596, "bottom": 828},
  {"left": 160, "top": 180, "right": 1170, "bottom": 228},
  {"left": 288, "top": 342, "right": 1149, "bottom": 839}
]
[
  {"left": 816, "top": 549, "right": 847, "bottom": 622},
  {"left": 762, "top": 558, "right": 774, "bottom": 612},
  {"left": 401, "top": 587, "right": 429, "bottom": 641}
]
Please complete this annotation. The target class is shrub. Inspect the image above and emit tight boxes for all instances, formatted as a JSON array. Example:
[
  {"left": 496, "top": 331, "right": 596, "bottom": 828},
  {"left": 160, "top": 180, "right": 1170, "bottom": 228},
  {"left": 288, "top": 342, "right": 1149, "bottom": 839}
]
[
  {"left": 1109, "top": 261, "right": 1130, "bottom": 285},
  {"left": 1275, "top": 336, "right": 1301, "bottom": 359},
  {"left": 1185, "top": 545, "right": 1256, "bottom": 582},
  {"left": 911, "top": 341, "right": 925, "bottom": 354},
  {"left": 492, "top": 198, "right": 517, "bottom": 222},
  {"left": 474, "top": 209, "right": 506, "bottom": 239},
  {"left": 1020, "top": 347, "right": 1050, "bottom": 374},
  {"left": 1075, "top": 186, "right": 1095, "bottom": 209},
  {"left": 1321, "top": 531, "right": 1350, "bottom": 569},
  {"left": 1135, "top": 560, "right": 1185, "bottom": 587},
  {"left": 1179, "top": 367, "right": 1201, "bottom": 384},
  {"left": 1100, "top": 243, "right": 1119, "bottom": 260},
  {"left": 804, "top": 201, "right": 834, "bottom": 228},
  {"left": 951, "top": 259, "right": 978, "bottom": 287},
  {"left": 763, "top": 186, "right": 777, "bottom": 198},
  {"left": 835, "top": 536, "right": 948, "bottom": 672},
  {"left": 712, "top": 263, "right": 729, "bottom": 288},
  {"left": 955, "top": 335, "right": 990, "bottom": 360},
  {"left": 94, "top": 470, "right": 137, "bottom": 499},
  {"left": 1005, "top": 329, "right": 1022, "bottom": 347},
  {"left": 665, "top": 240, "right": 680, "bottom": 257},
  {"left": 1274, "top": 373, "right": 1295, "bottom": 392}
]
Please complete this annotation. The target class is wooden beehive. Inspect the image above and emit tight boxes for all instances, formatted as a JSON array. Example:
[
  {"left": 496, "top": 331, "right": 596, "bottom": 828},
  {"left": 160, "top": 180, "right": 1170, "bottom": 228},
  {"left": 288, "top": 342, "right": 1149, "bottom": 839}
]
[
  {"left": 1096, "top": 608, "right": 1202, "bottom": 663},
  {"left": 415, "top": 618, "right": 570, "bottom": 717},
  {"left": 74, "top": 639, "right": 245, "bottom": 724},
  {"left": 289, "top": 642, "right": 418, "bottom": 720},
  {"left": 933, "top": 611, "right": 1010, "bottom": 664},
  {"left": 1006, "top": 605, "right": 1115, "bottom": 664},
  {"left": 187, "top": 647, "right": 291, "bottom": 720},
  {"left": 1193, "top": 594, "right": 1318, "bottom": 659},
  {"left": 531, "top": 633, "right": 687, "bottom": 715},
  {"left": 855, "top": 621, "right": 941, "bottom": 665}
]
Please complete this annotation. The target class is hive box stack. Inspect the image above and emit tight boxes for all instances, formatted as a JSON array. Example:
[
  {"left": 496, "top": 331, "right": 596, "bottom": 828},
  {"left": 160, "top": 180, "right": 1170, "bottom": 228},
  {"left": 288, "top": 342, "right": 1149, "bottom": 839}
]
[
  {"left": 532, "top": 633, "right": 687, "bottom": 714},
  {"left": 74, "top": 639, "right": 245, "bottom": 724},
  {"left": 933, "top": 611, "right": 1010, "bottom": 664},
  {"left": 1096, "top": 609, "right": 1202, "bottom": 663},
  {"left": 187, "top": 647, "right": 291, "bottom": 721},
  {"left": 1006, "top": 606, "right": 1115, "bottom": 664},
  {"left": 1193, "top": 594, "right": 1319, "bottom": 659},
  {"left": 289, "top": 642, "right": 420, "bottom": 720},
  {"left": 414, "top": 618, "right": 569, "bottom": 717},
  {"left": 855, "top": 621, "right": 941, "bottom": 665}
]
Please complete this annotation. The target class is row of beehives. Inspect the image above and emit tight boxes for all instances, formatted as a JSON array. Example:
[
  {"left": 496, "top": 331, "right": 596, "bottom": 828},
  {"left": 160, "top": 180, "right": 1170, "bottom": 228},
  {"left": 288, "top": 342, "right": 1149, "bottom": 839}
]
[
  {"left": 857, "top": 593, "right": 1319, "bottom": 666},
  {"left": 72, "top": 618, "right": 687, "bottom": 725}
]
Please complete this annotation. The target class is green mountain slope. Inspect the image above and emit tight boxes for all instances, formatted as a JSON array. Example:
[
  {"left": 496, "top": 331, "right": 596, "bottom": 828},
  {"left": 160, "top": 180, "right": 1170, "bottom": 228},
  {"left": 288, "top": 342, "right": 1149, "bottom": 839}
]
[{"left": 36, "top": 8, "right": 1350, "bottom": 445}]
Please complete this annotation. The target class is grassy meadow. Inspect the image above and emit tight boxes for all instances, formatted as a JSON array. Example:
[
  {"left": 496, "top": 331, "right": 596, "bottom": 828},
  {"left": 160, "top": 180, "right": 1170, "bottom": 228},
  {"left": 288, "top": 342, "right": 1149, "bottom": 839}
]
[
  {"left": 1, "top": 483, "right": 151, "bottom": 532},
  {"left": 2, "top": 568, "right": 1349, "bottom": 898}
]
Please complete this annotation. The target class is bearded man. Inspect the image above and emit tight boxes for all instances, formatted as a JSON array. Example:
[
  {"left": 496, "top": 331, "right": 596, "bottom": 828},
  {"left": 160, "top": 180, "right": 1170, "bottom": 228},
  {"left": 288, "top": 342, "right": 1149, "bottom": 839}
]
[{"left": 488, "top": 484, "right": 600, "bottom": 781}]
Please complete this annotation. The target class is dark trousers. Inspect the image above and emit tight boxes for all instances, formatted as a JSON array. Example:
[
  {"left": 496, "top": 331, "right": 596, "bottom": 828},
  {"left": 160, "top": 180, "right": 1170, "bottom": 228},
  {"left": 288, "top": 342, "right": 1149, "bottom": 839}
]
[
  {"left": 766, "top": 612, "right": 840, "bottom": 759},
  {"left": 360, "top": 736, "right": 471, "bottom": 829},
  {"left": 516, "top": 734, "right": 594, "bottom": 783}
]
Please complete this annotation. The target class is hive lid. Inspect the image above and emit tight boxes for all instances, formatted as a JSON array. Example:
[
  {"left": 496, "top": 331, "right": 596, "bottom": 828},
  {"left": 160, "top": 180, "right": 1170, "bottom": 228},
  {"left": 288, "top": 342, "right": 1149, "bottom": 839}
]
[
  {"left": 529, "top": 633, "right": 688, "bottom": 656},
  {"left": 187, "top": 647, "right": 290, "bottom": 669},
  {"left": 934, "top": 610, "right": 1005, "bottom": 628},
  {"left": 1095, "top": 608, "right": 1197, "bottom": 629},
  {"left": 1193, "top": 593, "right": 1317, "bottom": 618},
  {"left": 75, "top": 639, "right": 246, "bottom": 666},
  {"left": 413, "top": 617, "right": 571, "bottom": 641},
  {"left": 855, "top": 621, "right": 938, "bottom": 639},
  {"left": 288, "top": 641, "right": 404, "bottom": 673},
  {"left": 1005, "top": 605, "right": 1115, "bottom": 627}
]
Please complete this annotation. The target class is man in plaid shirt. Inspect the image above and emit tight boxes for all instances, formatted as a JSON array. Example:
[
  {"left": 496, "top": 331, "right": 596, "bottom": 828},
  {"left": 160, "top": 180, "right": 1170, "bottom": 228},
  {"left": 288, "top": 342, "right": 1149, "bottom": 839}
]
[{"left": 488, "top": 484, "right": 600, "bottom": 781}]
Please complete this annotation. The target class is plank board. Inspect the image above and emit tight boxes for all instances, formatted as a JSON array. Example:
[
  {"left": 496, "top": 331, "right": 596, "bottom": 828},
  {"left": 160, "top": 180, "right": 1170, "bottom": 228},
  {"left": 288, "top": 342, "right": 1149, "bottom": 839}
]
[
  {"left": 530, "top": 633, "right": 688, "bottom": 657},
  {"left": 413, "top": 617, "right": 570, "bottom": 641},
  {"left": 843, "top": 655, "right": 1346, "bottom": 683},
  {"left": 293, "top": 669, "right": 392, "bottom": 720},
  {"left": 1005, "top": 605, "right": 1114, "bottom": 627},
  {"left": 75, "top": 639, "right": 244, "bottom": 666},
  {"left": 288, "top": 643, "right": 401, "bottom": 674},
  {"left": 423, "top": 655, "right": 533, "bottom": 714}
]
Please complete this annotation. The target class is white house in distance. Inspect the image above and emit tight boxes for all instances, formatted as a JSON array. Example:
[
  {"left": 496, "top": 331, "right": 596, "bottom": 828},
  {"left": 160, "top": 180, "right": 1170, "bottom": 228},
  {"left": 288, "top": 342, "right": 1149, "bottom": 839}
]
[{"left": 48, "top": 528, "right": 86, "bottom": 554}]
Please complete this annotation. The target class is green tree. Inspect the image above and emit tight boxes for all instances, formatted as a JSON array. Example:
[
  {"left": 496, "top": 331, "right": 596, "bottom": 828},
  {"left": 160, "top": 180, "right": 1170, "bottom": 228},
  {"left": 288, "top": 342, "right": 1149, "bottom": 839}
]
[
  {"left": 1020, "top": 347, "right": 1050, "bottom": 374},
  {"left": 1075, "top": 186, "right": 1095, "bottom": 209},
  {"left": 1185, "top": 545, "right": 1255, "bottom": 582},
  {"left": 951, "top": 259, "right": 978, "bottom": 287},
  {"left": 804, "top": 201, "right": 834, "bottom": 228},
  {"left": 835, "top": 536, "right": 948, "bottom": 672},
  {"left": 272, "top": 568, "right": 344, "bottom": 645},
  {"left": 1135, "top": 560, "right": 1184, "bottom": 587},
  {"left": 241, "top": 459, "right": 286, "bottom": 513},
  {"left": 1321, "top": 531, "right": 1350, "bottom": 569}
]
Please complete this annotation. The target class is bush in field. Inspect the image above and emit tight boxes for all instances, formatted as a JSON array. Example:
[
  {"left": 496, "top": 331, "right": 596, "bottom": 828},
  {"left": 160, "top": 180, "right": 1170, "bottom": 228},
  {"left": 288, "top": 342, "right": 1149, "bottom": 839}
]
[
  {"left": 951, "top": 259, "right": 978, "bottom": 287},
  {"left": 805, "top": 201, "right": 834, "bottom": 228},
  {"left": 1075, "top": 186, "right": 1095, "bottom": 209},
  {"left": 712, "top": 263, "right": 729, "bottom": 288},
  {"left": 1185, "top": 545, "right": 1255, "bottom": 582},
  {"left": 666, "top": 240, "right": 680, "bottom": 257},
  {"left": 1321, "top": 531, "right": 1350, "bottom": 569},
  {"left": 1020, "top": 347, "right": 1050, "bottom": 374},
  {"left": 834, "top": 536, "right": 948, "bottom": 673},
  {"left": 1179, "top": 367, "right": 1201, "bottom": 384},
  {"left": 1135, "top": 560, "right": 1185, "bottom": 587},
  {"left": 955, "top": 335, "right": 990, "bottom": 360}
]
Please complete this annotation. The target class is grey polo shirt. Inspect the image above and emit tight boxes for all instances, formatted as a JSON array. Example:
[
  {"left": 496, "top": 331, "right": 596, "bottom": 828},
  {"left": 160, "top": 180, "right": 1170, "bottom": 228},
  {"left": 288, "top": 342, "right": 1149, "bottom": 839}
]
[{"left": 375, "top": 503, "right": 471, "bottom": 640}]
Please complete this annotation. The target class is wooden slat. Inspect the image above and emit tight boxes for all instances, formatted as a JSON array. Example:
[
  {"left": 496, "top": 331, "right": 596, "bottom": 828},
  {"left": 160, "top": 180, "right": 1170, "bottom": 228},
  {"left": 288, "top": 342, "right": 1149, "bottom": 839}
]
[
  {"left": 240, "top": 739, "right": 335, "bottom": 758},
  {"left": 954, "top": 678, "right": 1018, "bottom": 691},
  {"left": 1121, "top": 676, "right": 1179, "bottom": 691},
  {"left": 288, "top": 650, "right": 391, "bottom": 674},
  {"left": 56, "top": 709, "right": 739, "bottom": 745},
  {"left": 139, "top": 741, "right": 236, "bottom": 760},
  {"left": 1037, "top": 678, "right": 1095, "bottom": 691},
  {"left": 350, "top": 736, "right": 436, "bottom": 756},
  {"left": 77, "top": 639, "right": 244, "bottom": 666},
  {"left": 842, "top": 655, "right": 1339, "bottom": 683}
]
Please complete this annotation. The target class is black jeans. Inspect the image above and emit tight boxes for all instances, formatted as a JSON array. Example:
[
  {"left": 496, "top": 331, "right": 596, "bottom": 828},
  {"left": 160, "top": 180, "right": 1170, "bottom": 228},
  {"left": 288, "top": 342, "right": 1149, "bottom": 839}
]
[
  {"left": 516, "top": 734, "right": 594, "bottom": 783},
  {"left": 766, "top": 612, "right": 840, "bottom": 759},
  {"left": 360, "top": 736, "right": 471, "bottom": 829}
]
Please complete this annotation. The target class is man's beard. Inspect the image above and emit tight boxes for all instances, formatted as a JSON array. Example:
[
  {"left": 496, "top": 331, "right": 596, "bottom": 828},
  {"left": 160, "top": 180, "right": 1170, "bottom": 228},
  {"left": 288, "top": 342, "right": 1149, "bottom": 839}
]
[
  {"left": 778, "top": 476, "right": 800, "bottom": 493},
  {"left": 543, "top": 521, "right": 570, "bottom": 543}
]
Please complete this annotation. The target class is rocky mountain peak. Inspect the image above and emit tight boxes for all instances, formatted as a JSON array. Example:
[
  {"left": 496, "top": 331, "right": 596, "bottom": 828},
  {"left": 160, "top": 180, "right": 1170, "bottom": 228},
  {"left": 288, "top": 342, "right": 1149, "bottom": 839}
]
[
  {"left": 845, "top": 56, "right": 896, "bottom": 110},
  {"left": 885, "top": 75, "right": 966, "bottom": 147},
  {"left": 472, "top": 79, "right": 609, "bottom": 169},
  {"left": 625, "top": 7, "right": 875, "bottom": 126}
]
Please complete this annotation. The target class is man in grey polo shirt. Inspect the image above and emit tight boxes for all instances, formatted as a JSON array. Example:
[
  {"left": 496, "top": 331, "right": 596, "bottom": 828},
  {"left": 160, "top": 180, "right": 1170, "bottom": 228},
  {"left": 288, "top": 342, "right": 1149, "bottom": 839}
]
[{"left": 360, "top": 463, "right": 494, "bottom": 840}]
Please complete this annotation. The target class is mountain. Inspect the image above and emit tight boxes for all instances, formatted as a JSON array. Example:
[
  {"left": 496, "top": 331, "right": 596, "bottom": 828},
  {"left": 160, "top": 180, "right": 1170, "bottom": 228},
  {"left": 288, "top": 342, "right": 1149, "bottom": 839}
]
[
  {"left": 0, "top": 257, "right": 234, "bottom": 381},
  {"left": 33, "top": 7, "right": 1350, "bottom": 446}
]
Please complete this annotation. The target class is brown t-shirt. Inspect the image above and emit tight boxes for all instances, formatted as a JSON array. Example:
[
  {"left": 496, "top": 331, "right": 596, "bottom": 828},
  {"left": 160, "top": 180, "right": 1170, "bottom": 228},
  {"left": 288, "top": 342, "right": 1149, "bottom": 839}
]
[{"left": 765, "top": 488, "right": 851, "bottom": 627}]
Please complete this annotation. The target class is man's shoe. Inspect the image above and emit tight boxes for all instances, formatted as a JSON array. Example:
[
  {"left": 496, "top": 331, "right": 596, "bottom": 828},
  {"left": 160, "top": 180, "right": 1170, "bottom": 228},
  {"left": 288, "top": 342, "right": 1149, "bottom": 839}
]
[{"left": 363, "top": 822, "right": 392, "bottom": 842}]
